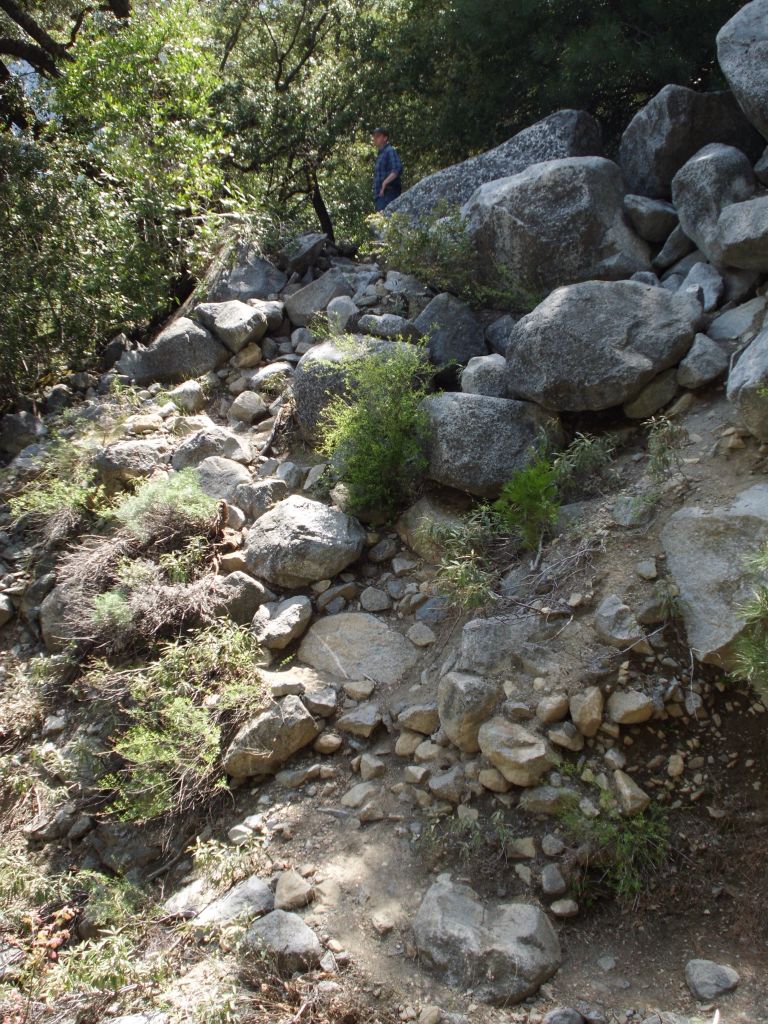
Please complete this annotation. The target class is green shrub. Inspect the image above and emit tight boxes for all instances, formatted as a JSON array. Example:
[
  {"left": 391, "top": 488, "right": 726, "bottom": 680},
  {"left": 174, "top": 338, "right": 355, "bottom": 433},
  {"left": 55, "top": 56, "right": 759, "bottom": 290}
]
[
  {"left": 553, "top": 431, "right": 618, "bottom": 500},
  {"left": 90, "top": 591, "right": 134, "bottom": 631},
  {"left": 7, "top": 437, "right": 106, "bottom": 539},
  {"left": 732, "top": 547, "right": 768, "bottom": 700},
  {"left": 318, "top": 339, "right": 432, "bottom": 518},
  {"left": 428, "top": 505, "right": 502, "bottom": 610},
  {"left": 646, "top": 415, "right": 687, "bottom": 483},
  {"left": 365, "top": 204, "right": 541, "bottom": 311},
  {"left": 494, "top": 453, "right": 560, "bottom": 551},
  {"left": 112, "top": 468, "right": 218, "bottom": 540},
  {"left": 560, "top": 803, "right": 669, "bottom": 902},
  {"left": 99, "top": 621, "right": 266, "bottom": 823}
]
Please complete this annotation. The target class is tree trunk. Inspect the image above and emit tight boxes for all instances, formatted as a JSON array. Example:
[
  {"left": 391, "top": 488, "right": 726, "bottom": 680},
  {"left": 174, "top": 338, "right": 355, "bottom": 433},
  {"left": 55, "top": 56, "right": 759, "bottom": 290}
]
[{"left": 308, "top": 169, "right": 335, "bottom": 243}]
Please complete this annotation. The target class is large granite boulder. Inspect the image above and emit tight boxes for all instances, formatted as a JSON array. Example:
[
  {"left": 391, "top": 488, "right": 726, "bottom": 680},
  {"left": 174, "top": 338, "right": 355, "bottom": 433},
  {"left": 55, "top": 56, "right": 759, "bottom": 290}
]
[
  {"left": 505, "top": 281, "right": 698, "bottom": 412},
  {"left": 388, "top": 109, "right": 602, "bottom": 219},
  {"left": 423, "top": 392, "right": 561, "bottom": 498},
  {"left": 244, "top": 495, "right": 365, "bottom": 588},
  {"left": 195, "top": 456, "right": 251, "bottom": 505},
  {"left": 461, "top": 156, "right": 650, "bottom": 293},
  {"left": 618, "top": 85, "right": 763, "bottom": 199},
  {"left": 413, "top": 876, "right": 561, "bottom": 1005},
  {"left": 206, "top": 242, "right": 287, "bottom": 302},
  {"left": 222, "top": 695, "right": 319, "bottom": 777},
  {"left": 93, "top": 439, "right": 171, "bottom": 488},
  {"left": 284, "top": 269, "right": 354, "bottom": 328},
  {"left": 298, "top": 612, "right": 419, "bottom": 686},
  {"left": 661, "top": 485, "right": 768, "bottom": 666},
  {"left": 171, "top": 424, "right": 251, "bottom": 470},
  {"left": 727, "top": 327, "right": 768, "bottom": 439},
  {"left": 116, "top": 318, "right": 228, "bottom": 386},
  {"left": 194, "top": 300, "right": 269, "bottom": 353},
  {"left": 717, "top": 0, "right": 768, "bottom": 140},
  {"left": 716, "top": 197, "right": 768, "bottom": 271},
  {"left": 412, "top": 293, "right": 487, "bottom": 366},
  {"left": 671, "top": 144, "right": 756, "bottom": 264}
]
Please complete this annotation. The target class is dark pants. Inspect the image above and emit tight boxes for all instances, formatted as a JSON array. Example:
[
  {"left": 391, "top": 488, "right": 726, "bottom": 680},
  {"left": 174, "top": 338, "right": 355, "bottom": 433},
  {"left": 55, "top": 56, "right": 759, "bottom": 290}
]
[{"left": 375, "top": 188, "right": 400, "bottom": 212}]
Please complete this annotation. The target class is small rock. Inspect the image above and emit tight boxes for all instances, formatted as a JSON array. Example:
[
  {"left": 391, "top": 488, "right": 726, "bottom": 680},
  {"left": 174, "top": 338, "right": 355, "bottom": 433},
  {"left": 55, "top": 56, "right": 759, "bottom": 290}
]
[
  {"left": 407, "top": 623, "right": 436, "bottom": 647},
  {"left": 549, "top": 900, "right": 579, "bottom": 920},
  {"left": 613, "top": 770, "right": 651, "bottom": 816},
  {"left": 543, "top": 1009, "right": 584, "bottom": 1024},
  {"left": 360, "top": 586, "right": 392, "bottom": 612},
  {"left": 314, "top": 732, "right": 342, "bottom": 754},
  {"left": 570, "top": 687, "right": 605, "bottom": 738},
  {"left": 540, "top": 863, "right": 568, "bottom": 897},
  {"left": 274, "top": 870, "right": 313, "bottom": 911},
  {"left": 685, "top": 958, "right": 740, "bottom": 1000},
  {"left": 606, "top": 689, "right": 654, "bottom": 725}
]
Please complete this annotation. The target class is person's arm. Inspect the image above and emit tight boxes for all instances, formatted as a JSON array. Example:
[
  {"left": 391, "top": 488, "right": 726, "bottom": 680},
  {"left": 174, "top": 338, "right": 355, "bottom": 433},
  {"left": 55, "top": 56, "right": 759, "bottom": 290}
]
[{"left": 379, "top": 149, "right": 402, "bottom": 195}]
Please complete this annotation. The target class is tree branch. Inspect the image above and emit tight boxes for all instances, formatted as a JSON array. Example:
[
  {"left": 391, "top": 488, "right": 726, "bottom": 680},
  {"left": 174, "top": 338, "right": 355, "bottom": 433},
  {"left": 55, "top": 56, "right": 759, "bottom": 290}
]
[
  {"left": 0, "top": 37, "right": 62, "bottom": 77},
  {"left": 0, "top": 0, "right": 74, "bottom": 63}
]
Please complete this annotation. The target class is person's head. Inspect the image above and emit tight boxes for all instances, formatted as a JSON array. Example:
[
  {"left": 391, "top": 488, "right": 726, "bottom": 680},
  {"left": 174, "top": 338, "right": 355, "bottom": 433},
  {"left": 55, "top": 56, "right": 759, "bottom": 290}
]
[{"left": 371, "top": 127, "right": 389, "bottom": 151}]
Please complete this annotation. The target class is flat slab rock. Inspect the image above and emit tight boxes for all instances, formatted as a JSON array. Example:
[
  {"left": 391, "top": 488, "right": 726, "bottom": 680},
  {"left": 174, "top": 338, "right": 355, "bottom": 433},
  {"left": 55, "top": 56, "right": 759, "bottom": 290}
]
[
  {"left": 298, "top": 612, "right": 419, "bottom": 686},
  {"left": 661, "top": 484, "right": 768, "bottom": 665},
  {"left": 413, "top": 875, "right": 561, "bottom": 1005}
]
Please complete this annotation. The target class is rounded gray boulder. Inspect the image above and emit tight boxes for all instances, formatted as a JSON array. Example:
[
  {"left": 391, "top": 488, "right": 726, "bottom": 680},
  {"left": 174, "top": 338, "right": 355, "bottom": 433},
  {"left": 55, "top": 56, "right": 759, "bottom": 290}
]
[{"left": 506, "top": 281, "right": 698, "bottom": 412}]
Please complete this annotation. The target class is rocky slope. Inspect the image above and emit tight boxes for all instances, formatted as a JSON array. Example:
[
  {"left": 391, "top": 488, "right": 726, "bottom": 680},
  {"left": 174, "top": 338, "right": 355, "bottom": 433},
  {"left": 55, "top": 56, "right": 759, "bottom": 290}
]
[{"left": 2, "top": 3, "right": 768, "bottom": 1024}]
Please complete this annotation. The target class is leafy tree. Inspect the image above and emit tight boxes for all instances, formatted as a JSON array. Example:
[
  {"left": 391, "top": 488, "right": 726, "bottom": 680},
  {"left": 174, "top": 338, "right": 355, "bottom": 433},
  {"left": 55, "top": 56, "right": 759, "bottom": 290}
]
[
  {"left": 0, "top": 0, "right": 228, "bottom": 404},
  {"left": 384, "top": 0, "right": 745, "bottom": 169},
  {"left": 210, "top": 0, "right": 397, "bottom": 241}
]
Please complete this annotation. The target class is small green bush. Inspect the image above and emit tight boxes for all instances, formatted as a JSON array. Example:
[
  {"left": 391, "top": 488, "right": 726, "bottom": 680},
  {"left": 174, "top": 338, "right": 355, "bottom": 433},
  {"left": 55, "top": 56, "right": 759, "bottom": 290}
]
[
  {"left": 732, "top": 547, "right": 768, "bottom": 700},
  {"left": 494, "top": 453, "right": 560, "bottom": 551},
  {"left": 553, "top": 431, "right": 618, "bottom": 500},
  {"left": 318, "top": 339, "right": 432, "bottom": 518},
  {"left": 112, "top": 468, "right": 218, "bottom": 540},
  {"left": 560, "top": 803, "right": 669, "bottom": 902},
  {"left": 99, "top": 621, "right": 266, "bottom": 823},
  {"left": 90, "top": 591, "right": 134, "bottom": 630},
  {"left": 646, "top": 415, "right": 687, "bottom": 483},
  {"left": 366, "top": 204, "right": 541, "bottom": 311},
  {"left": 7, "top": 436, "right": 107, "bottom": 538}
]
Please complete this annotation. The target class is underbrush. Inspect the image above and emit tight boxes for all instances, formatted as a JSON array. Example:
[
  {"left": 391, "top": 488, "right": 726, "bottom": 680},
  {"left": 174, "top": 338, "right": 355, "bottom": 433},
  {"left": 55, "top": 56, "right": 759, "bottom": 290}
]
[
  {"left": 365, "top": 204, "right": 541, "bottom": 312},
  {"left": 731, "top": 542, "right": 768, "bottom": 701},
  {"left": 6, "top": 435, "right": 108, "bottom": 544},
  {"left": 318, "top": 337, "right": 432, "bottom": 519},
  {"left": 430, "top": 431, "right": 617, "bottom": 610},
  {"left": 560, "top": 802, "right": 670, "bottom": 904},
  {"left": 88, "top": 621, "right": 266, "bottom": 824},
  {"left": 54, "top": 470, "right": 223, "bottom": 656},
  {"left": 0, "top": 851, "right": 166, "bottom": 1017},
  {"left": 416, "top": 809, "right": 521, "bottom": 870}
]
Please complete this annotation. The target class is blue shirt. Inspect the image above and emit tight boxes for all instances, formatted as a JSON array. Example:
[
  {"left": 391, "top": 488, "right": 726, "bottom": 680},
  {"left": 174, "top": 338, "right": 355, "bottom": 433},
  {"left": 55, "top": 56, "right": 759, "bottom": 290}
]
[{"left": 374, "top": 143, "right": 403, "bottom": 200}]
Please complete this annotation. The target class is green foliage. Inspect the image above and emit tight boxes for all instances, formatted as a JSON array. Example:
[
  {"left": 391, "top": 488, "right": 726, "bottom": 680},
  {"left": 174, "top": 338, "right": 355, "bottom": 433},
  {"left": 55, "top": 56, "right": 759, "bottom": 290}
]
[
  {"left": 431, "top": 432, "right": 618, "bottom": 608},
  {"left": 417, "top": 810, "right": 522, "bottom": 869},
  {"left": 99, "top": 621, "right": 266, "bottom": 822},
  {"left": 107, "top": 695, "right": 223, "bottom": 822},
  {"left": 90, "top": 591, "right": 134, "bottom": 630},
  {"left": 112, "top": 468, "right": 218, "bottom": 540},
  {"left": 494, "top": 453, "right": 560, "bottom": 552},
  {"left": 560, "top": 803, "right": 669, "bottom": 902},
  {"left": 0, "top": 0, "right": 230, "bottom": 404},
  {"left": 367, "top": 205, "right": 540, "bottom": 311},
  {"left": 318, "top": 338, "right": 432, "bottom": 518},
  {"left": 429, "top": 506, "right": 502, "bottom": 610},
  {"left": 158, "top": 536, "right": 209, "bottom": 583},
  {"left": 646, "top": 415, "right": 688, "bottom": 483},
  {"left": 732, "top": 545, "right": 768, "bottom": 700},
  {"left": 553, "top": 431, "right": 618, "bottom": 501},
  {"left": 7, "top": 437, "right": 106, "bottom": 536}
]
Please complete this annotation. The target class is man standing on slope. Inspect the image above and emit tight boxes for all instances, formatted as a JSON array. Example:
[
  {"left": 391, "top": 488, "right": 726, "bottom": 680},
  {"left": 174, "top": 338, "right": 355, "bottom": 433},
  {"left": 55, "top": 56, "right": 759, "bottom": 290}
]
[{"left": 372, "top": 127, "right": 403, "bottom": 211}]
